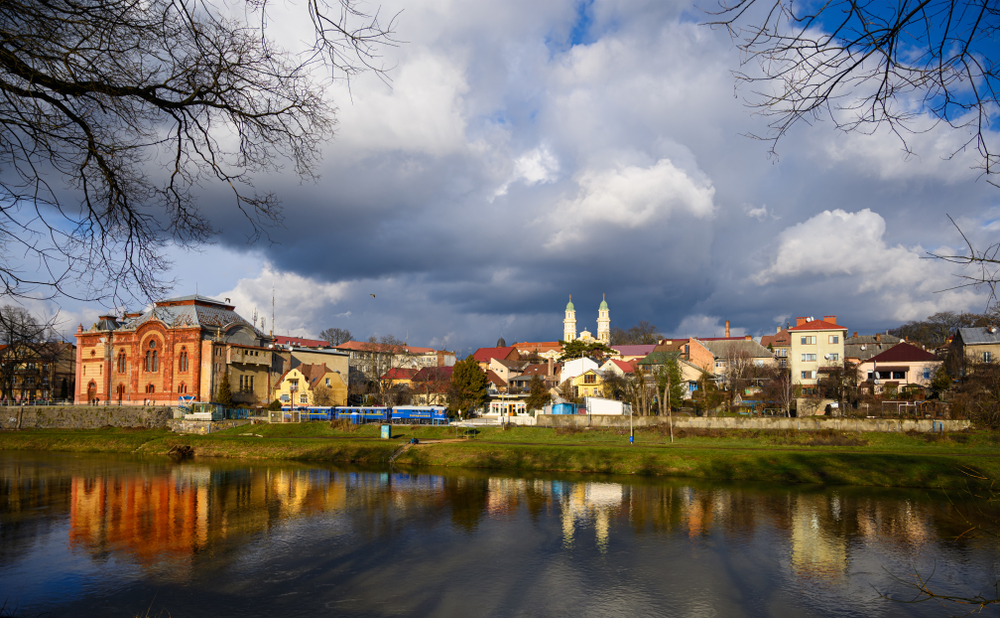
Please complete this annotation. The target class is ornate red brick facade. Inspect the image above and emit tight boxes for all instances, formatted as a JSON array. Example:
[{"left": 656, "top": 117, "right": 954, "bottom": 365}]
[{"left": 75, "top": 296, "right": 272, "bottom": 405}]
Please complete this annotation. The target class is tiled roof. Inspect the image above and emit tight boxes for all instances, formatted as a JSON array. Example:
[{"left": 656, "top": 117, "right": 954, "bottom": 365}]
[
  {"left": 638, "top": 350, "right": 682, "bottom": 365},
  {"left": 516, "top": 341, "right": 562, "bottom": 352},
  {"left": 413, "top": 366, "right": 454, "bottom": 382},
  {"left": 116, "top": 300, "right": 263, "bottom": 336},
  {"left": 788, "top": 319, "right": 847, "bottom": 332},
  {"left": 383, "top": 367, "right": 418, "bottom": 380},
  {"left": 472, "top": 346, "right": 516, "bottom": 363},
  {"left": 844, "top": 334, "right": 901, "bottom": 361},
  {"left": 521, "top": 364, "right": 551, "bottom": 376},
  {"left": 485, "top": 370, "right": 506, "bottom": 387},
  {"left": 868, "top": 342, "right": 939, "bottom": 363},
  {"left": 608, "top": 359, "right": 635, "bottom": 373},
  {"left": 760, "top": 329, "right": 791, "bottom": 348}
]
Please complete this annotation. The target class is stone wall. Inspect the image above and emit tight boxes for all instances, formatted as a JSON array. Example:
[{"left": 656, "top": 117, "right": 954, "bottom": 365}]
[
  {"left": 536, "top": 414, "right": 971, "bottom": 433},
  {"left": 167, "top": 419, "right": 252, "bottom": 434},
  {"left": 0, "top": 405, "right": 173, "bottom": 430}
]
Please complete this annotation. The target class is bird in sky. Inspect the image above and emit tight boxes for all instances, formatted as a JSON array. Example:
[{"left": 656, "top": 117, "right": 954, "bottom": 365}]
[{"left": 370, "top": 294, "right": 376, "bottom": 298}]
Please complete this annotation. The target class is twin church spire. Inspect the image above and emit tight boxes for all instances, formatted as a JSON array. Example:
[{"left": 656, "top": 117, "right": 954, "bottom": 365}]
[{"left": 563, "top": 294, "right": 610, "bottom": 344}]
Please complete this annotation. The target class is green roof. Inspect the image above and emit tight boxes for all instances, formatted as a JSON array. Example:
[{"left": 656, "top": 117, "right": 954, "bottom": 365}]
[
  {"left": 637, "top": 350, "right": 681, "bottom": 365},
  {"left": 566, "top": 296, "right": 575, "bottom": 311},
  {"left": 599, "top": 298, "right": 608, "bottom": 310}
]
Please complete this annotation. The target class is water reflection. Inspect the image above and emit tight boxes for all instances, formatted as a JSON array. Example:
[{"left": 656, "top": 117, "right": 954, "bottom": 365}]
[{"left": 1, "top": 452, "right": 998, "bottom": 618}]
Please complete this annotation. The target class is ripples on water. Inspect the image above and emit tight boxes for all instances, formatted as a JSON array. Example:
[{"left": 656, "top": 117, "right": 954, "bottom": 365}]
[{"left": 0, "top": 451, "right": 998, "bottom": 617}]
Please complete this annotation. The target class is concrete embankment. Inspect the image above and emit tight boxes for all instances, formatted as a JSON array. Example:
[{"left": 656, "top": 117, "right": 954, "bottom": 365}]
[{"left": 536, "top": 414, "right": 970, "bottom": 433}]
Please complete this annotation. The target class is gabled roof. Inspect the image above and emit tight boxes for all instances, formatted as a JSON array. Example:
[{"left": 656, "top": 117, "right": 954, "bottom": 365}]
[
  {"left": 638, "top": 350, "right": 682, "bottom": 365},
  {"left": 472, "top": 346, "right": 517, "bottom": 363},
  {"left": 412, "top": 366, "right": 454, "bottom": 383},
  {"left": 700, "top": 339, "right": 773, "bottom": 359},
  {"left": 491, "top": 358, "right": 528, "bottom": 370},
  {"left": 957, "top": 327, "right": 1000, "bottom": 346},
  {"left": 760, "top": 329, "right": 791, "bottom": 348},
  {"left": 521, "top": 364, "right": 552, "bottom": 376},
  {"left": 383, "top": 367, "right": 418, "bottom": 380},
  {"left": 485, "top": 370, "right": 506, "bottom": 387},
  {"left": 611, "top": 344, "right": 657, "bottom": 356},
  {"left": 845, "top": 334, "right": 903, "bottom": 361},
  {"left": 788, "top": 319, "right": 847, "bottom": 332},
  {"left": 867, "top": 342, "right": 939, "bottom": 363},
  {"left": 516, "top": 341, "right": 562, "bottom": 353},
  {"left": 115, "top": 296, "right": 263, "bottom": 336},
  {"left": 606, "top": 358, "right": 635, "bottom": 373}
]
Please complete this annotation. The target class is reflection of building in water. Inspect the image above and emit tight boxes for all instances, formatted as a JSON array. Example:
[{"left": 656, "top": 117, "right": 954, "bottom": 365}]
[
  {"left": 790, "top": 495, "right": 847, "bottom": 580},
  {"left": 68, "top": 466, "right": 348, "bottom": 577},
  {"left": 855, "top": 498, "right": 931, "bottom": 546},
  {"left": 560, "top": 482, "right": 623, "bottom": 550}
]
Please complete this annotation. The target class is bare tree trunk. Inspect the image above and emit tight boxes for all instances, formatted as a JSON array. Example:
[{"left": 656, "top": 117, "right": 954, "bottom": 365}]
[{"left": 663, "top": 380, "right": 673, "bottom": 444}]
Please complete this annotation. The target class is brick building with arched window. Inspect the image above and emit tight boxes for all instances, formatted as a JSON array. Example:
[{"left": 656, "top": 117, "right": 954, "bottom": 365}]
[{"left": 74, "top": 295, "right": 274, "bottom": 406}]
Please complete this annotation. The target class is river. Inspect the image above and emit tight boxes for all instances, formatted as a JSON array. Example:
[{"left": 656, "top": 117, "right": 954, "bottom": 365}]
[{"left": 1, "top": 450, "right": 998, "bottom": 617}]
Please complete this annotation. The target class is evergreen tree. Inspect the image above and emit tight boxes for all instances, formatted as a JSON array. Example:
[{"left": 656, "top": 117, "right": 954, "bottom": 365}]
[
  {"left": 655, "top": 359, "right": 685, "bottom": 412},
  {"left": 525, "top": 375, "right": 551, "bottom": 413},
  {"left": 448, "top": 357, "right": 487, "bottom": 416},
  {"left": 558, "top": 339, "right": 615, "bottom": 361},
  {"left": 217, "top": 372, "right": 234, "bottom": 406}
]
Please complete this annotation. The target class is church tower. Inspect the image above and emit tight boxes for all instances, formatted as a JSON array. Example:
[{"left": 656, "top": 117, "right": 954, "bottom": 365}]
[
  {"left": 597, "top": 294, "right": 610, "bottom": 344},
  {"left": 563, "top": 295, "right": 577, "bottom": 342}
]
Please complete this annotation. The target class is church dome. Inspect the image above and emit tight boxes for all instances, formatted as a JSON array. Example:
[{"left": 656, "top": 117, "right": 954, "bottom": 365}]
[
  {"left": 599, "top": 295, "right": 608, "bottom": 311},
  {"left": 566, "top": 295, "right": 575, "bottom": 311},
  {"left": 497, "top": 336, "right": 507, "bottom": 347}
]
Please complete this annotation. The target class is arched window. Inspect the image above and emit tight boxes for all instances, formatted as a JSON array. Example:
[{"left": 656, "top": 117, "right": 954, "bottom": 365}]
[
  {"left": 116, "top": 384, "right": 125, "bottom": 399},
  {"left": 145, "top": 384, "right": 155, "bottom": 394},
  {"left": 177, "top": 382, "right": 186, "bottom": 394},
  {"left": 144, "top": 340, "right": 158, "bottom": 372},
  {"left": 117, "top": 350, "right": 127, "bottom": 373},
  {"left": 178, "top": 348, "right": 188, "bottom": 373}
]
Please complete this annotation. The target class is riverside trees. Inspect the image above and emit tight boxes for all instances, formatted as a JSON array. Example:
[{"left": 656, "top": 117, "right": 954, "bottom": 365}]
[
  {"left": 0, "top": 0, "right": 395, "bottom": 303},
  {"left": 448, "top": 357, "right": 487, "bottom": 417}
]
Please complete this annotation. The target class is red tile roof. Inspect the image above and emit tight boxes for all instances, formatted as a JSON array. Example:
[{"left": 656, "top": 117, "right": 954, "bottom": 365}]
[
  {"left": 413, "top": 366, "right": 454, "bottom": 383},
  {"left": 788, "top": 319, "right": 847, "bottom": 332},
  {"left": 760, "top": 329, "right": 791, "bottom": 348},
  {"left": 868, "top": 342, "right": 939, "bottom": 363},
  {"left": 383, "top": 367, "right": 418, "bottom": 380},
  {"left": 608, "top": 359, "right": 635, "bottom": 373},
  {"left": 472, "top": 346, "right": 517, "bottom": 363},
  {"left": 485, "top": 370, "right": 506, "bottom": 387}
]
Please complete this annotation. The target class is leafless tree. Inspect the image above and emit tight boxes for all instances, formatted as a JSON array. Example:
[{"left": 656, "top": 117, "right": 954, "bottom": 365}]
[
  {"left": 0, "top": 0, "right": 396, "bottom": 304},
  {"left": 320, "top": 327, "right": 353, "bottom": 347},
  {"left": 722, "top": 347, "right": 759, "bottom": 412},
  {"left": 760, "top": 365, "right": 793, "bottom": 417},
  {"left": 0, "top": 305, "right": 62, "bottom": 402},
  {"left": 710, "top": 0, "right": 1000, "bottom": 184},
  {"left": 350, "top": 334, "right": 410, "bottom": 407}
]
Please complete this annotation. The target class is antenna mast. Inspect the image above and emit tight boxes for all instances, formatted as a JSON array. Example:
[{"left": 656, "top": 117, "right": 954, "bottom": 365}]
[{"left": 271, "top": 283, "right": 275, "bottom": 337}]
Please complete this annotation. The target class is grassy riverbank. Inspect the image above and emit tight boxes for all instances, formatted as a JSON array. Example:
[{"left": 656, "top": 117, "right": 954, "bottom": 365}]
[{"left": 1, "top": 425, "right": 998, "bottom": 488}]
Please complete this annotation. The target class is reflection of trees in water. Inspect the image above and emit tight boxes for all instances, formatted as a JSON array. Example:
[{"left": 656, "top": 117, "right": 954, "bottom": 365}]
[{"left": 4, "top": 455, "right": 1000, "bottom": 589}]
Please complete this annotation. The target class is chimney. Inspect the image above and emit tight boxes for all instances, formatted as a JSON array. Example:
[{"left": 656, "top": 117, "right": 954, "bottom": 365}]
[
  {"left": 823, "top": 315, "right": 837, "bottom": 324},
  {"left": 547, "top": 357, "right": 553, "bottom": 376},
  {"left": 776, "top": 326, "right": 781, "bottom": 334},
  {"left": 796, "top": 317, "right": 808, "bottom": 327},
  {"left": 875, "top": 333, "right": 881, "bottom": 343},
  {"left": 725, "top": 320, "right": 730, "bottom": 337},
  {"left": 854, "top": 331, "right": 858, "bottom": 338}
]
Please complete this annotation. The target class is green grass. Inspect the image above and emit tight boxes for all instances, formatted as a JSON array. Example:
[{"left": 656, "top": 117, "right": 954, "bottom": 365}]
[{"left": 3, "top": 423, "right": 999, "bottom": 489}]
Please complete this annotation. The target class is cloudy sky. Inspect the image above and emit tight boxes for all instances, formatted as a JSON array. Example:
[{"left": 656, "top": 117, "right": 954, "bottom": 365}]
[{"left": 47, "top": 0, "right": 1000, "bottom": 355}]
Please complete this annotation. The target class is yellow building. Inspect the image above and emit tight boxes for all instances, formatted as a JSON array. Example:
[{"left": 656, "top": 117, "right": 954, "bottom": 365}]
[
  {"left": 572, "top": 369, "right": 605, "bottom": 398},
  {"left": 274, "top": 363, "right": 347, "bottom": 406},
  {"left": 789, "top": 316, "right": 848, "bottom": 396}
]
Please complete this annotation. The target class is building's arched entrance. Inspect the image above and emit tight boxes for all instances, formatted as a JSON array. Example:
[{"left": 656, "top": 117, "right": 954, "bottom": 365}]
[{"left": 86, "top": 381, "right": 96, "bottom": 404}]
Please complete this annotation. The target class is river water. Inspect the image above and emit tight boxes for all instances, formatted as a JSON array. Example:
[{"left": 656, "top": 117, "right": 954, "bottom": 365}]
[{"left": 1, "top": 450, "right": 998, "bottom": 617}]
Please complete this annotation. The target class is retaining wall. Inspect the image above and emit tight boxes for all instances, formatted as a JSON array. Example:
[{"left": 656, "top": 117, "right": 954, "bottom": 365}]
[
  {"left": 536, "top": 414, "right": 971, "bottom": 433},
  {"left": 167, "top": 419, "right": 252, "bottom": 435},
  {"left": 0, "top": 405, "right": 173, "bottom": 430}
]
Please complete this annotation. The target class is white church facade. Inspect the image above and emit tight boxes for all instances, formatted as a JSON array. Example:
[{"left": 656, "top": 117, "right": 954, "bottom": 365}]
[{"left": 563, "top": 295, "right": 611, "bottom": 344}]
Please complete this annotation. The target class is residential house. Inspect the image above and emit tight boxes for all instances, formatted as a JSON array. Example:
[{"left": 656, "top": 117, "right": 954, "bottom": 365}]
[
  {"left": 507, "top": 362, "right": 560, "bottom": 393},
  {"left": 486, "top": 370, "right": 507, "bottom": 395},
  {"left": 0, "top": 341, "right": 75, "bottom": 403},
  {"left": 334, "top": 341, "right": 455, "bottom": 370},
  {"left": 759, "top": 327, "right": 791, "bottom": 367},
  {"left": 600, "top": 358, "right": 635, "bottom": 377},
  {"left": 75, "top": 295, "right": 274, "bottom": 406},
  {"left": 788, "top": 315, "right": 848, "bottom": 395},
  {"left": 560, "top": 357, "right": 599, "bottom": 384},
  {"left": 572, "top": 369, "right": 605, "bottom": 398},
  {"left": 857, "top": 342, "right": 942, "bottom": 396},
  {"left": 949, "top": 327, "right": 1000, "bottom": 366},
  {"left": 383, "top": 367, "right": 418, "bottom": 389},
  {"left": 697, "top": 339, "right": 777, "bottom": 378},
  {"left": 274, "top": 363, "right": 347, "bottom": 407},
  {"left": 410, "top": 366, "right": 453, "bottom": 405},
  {"left": 489, "top": 357, "right": 528, "bottom": 384},
  {"left": 273, "top": 335, "right": 330, "bottom": 348},
  {"left": 472, "top": 346, "right": 521, "bottom": 372}
]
